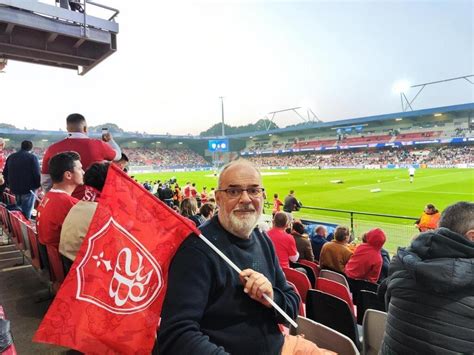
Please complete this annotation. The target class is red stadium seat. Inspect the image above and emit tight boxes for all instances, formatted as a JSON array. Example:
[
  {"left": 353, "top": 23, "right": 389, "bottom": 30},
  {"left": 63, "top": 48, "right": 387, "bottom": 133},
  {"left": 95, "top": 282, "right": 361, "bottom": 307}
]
[
  {"left": 25, "top": 224, "right": 41, "bottom": 270},
  {"left": 297, "top": 259, "right": 320, "bottom": 279},
  {"left": 286, "top": 281, "right": 305, "bottom": 317},
  {"left": 8, "top": 211, "right": 28, "bottom": 251},
  {"left": 282, "top": 267, "right": 312, "bottom": 303},
  {"left": 315, "top": 277, "right": 356, "bottom": 317},
  {"left": 45, "top": 245, "right": 65, "bottom": 290}
]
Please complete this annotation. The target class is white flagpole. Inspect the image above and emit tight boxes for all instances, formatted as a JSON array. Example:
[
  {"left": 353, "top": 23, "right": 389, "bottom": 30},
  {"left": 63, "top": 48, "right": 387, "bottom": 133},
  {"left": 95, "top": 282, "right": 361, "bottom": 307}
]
[{"left": 198, "top": 233, "right": 298, "bottom": 329}]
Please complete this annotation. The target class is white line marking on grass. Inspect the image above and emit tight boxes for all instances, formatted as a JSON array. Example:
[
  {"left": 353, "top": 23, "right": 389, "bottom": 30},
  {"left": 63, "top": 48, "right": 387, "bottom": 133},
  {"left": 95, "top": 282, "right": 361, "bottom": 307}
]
[
  {"left": 348, "top": 171, "right": 471, "bottom": 190},
  {"left": 349, "top": 188, "right": 473, "bottom": 195}
]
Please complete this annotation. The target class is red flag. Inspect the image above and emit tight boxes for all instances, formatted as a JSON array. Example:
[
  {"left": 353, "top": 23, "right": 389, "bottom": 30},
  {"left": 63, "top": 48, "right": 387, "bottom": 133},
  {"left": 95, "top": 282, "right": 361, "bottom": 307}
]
[{"left": 34, "top": 164, "right": 199, "bottom": 354}]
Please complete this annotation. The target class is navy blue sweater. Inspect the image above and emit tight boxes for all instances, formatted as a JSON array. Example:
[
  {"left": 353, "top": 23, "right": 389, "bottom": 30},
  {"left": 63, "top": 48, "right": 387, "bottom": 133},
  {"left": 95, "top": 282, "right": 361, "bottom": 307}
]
[
  {"left": 157, "top": 216, "right": 299, "bottom": 355},
  {"left": 3, "top": 149, "right": 40, "bottom": 195}
]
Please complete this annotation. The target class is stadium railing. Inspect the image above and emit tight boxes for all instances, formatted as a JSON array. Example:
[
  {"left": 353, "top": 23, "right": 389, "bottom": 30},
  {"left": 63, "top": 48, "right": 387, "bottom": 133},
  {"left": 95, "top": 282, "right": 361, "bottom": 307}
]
[{"left": 290, "top": 205, "right": 419, "bottom": 254}]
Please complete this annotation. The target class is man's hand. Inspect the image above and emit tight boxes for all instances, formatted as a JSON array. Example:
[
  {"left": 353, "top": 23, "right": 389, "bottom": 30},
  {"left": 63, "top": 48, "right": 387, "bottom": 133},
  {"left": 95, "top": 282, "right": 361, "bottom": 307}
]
[{"left": 239, "top": 269, "right": 273, "bottom": 308}]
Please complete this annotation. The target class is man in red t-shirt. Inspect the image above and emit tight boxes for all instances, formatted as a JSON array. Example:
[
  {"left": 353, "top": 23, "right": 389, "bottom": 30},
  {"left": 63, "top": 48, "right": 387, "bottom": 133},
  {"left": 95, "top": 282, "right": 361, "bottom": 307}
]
[
  {"left": 41, "top": 113, "right": 121, "bottom": 199},
  {"left": 267, "top": 212, "right": 299, "bottom": 269},
  {"left": 37, "top": 151, "right": 83, "bottom": 248},
  {"left": 183, "top": 181, "right": 191, "bottom": 198}
]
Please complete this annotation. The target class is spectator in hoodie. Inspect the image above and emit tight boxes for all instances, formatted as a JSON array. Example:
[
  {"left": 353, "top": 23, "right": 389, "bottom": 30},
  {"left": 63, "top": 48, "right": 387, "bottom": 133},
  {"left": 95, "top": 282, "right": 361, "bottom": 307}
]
[
  {"left": 310, "top": 225, "right": 328, "bottom": 261},
  {"left": 345, "top": 228, "right": 387, "bottom": 283},
  {"left": 291, "top": 220, "right": 314, "bottom": 262}
]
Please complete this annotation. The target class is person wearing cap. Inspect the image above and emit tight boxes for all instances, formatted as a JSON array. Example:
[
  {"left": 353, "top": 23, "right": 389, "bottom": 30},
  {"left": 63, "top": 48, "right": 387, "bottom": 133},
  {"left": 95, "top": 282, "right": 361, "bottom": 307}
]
[
  {"left": 415, "top": 203, "right": 440, "bottom": 232},
  {"left": 345, "top": 228, "right": 386, "bottom": 283}
]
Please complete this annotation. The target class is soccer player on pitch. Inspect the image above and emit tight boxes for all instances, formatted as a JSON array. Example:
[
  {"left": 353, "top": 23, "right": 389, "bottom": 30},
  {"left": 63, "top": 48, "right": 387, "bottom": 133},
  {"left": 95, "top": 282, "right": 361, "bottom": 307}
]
[{"left": 408, "top": 166, "right": 416, "bottom": 183}]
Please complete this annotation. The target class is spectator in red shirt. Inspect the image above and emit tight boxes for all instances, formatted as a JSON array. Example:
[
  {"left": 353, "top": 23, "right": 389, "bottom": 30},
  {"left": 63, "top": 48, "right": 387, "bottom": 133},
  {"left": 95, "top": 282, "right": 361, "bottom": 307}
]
[
  {"left": 183, "top": 181, "right": 192, "bottom": 198},
  {"left": 37, "top": 151, "right": 84, "bottom": 248},
  {"left": 41, "top": 113, "right": 121, "bottom": 199},
  {"left": 345, "top": 228, "right": 386, "bottom": 283},
  {"left": 267, "top": 212, "right": 299, "bottom": 269},
  {"left": 272, "top": 193, "right": 283, "bottom": 216},
  {"left": 201, "top": 186, "right": 208, "bottom": 204}
]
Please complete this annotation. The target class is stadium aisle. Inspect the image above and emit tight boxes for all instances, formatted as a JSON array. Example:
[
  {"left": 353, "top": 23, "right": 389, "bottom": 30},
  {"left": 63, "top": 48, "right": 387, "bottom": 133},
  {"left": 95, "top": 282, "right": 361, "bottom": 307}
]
[{"left": 0, "top": 244, "right": 68, "bottom": 354}]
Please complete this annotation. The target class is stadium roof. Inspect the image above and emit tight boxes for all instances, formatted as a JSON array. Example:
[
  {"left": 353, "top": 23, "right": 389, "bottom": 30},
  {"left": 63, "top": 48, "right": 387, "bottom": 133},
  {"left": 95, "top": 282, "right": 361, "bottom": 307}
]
[
  {"left": 220, "top": 102, "right": 474, "bottom": 139},
  {"left": 0, "top": 102, "right": 472, "bottom": 141}
]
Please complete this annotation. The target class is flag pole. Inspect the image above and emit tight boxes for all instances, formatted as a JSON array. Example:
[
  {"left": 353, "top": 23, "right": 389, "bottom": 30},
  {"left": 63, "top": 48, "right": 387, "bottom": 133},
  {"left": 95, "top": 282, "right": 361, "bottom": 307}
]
[{"left": 198, "top": 233, "right": 298, "bottom": 328}]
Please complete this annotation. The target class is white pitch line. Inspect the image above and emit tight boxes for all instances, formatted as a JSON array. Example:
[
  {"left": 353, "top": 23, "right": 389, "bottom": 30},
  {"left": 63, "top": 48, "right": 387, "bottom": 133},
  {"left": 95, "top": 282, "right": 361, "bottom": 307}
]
[
  {"left": 349, "top": 187, "right": 473, "bottom": 195},
  {"left": 348, "top": 171, "right": 471, "bottom": 190}
]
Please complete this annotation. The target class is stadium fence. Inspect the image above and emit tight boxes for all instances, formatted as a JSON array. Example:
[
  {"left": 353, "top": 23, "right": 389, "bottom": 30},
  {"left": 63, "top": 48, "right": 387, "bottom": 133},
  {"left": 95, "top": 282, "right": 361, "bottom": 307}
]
[{"left": 287, "top": 205, "right": 419, "bottom": 254}]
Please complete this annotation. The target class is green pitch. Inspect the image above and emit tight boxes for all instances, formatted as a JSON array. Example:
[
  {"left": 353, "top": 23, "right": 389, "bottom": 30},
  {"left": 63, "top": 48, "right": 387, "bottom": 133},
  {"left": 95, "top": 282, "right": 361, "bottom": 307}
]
[{"left": 135, "top": 168, "right": 474, "bottom": 253}]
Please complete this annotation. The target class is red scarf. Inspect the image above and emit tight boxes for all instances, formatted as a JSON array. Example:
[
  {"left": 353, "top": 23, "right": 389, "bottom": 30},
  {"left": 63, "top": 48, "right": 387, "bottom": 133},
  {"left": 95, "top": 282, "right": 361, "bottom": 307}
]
[{"left": 82, "top": 185, "right": 101, "bottom": 202}]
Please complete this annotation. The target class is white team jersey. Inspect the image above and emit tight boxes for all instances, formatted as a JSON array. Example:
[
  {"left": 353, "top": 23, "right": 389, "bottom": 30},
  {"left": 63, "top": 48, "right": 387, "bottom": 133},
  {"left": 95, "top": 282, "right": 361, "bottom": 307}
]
[{"left": 409, "top": 167, "right": 416, "bottom": 175}]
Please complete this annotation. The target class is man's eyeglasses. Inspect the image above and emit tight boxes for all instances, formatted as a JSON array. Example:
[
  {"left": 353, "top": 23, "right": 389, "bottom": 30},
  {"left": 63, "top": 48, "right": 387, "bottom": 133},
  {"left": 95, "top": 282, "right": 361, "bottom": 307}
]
[{"left": 216, "top": 187, "right": 265, "bottom": 198}]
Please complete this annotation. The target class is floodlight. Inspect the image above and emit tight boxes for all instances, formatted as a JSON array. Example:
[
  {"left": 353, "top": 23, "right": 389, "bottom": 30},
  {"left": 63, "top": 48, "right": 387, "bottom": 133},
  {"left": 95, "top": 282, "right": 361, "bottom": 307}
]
[{"left": 392, "top": 80, "right": 411, "bottom": 94}]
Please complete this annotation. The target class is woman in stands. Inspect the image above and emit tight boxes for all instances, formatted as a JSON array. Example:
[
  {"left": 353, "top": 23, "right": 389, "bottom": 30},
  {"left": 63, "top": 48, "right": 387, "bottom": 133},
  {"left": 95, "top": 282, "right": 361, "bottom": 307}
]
[
  {"left": 291, "top": 220, "right": 315, "bottom": 262},
  {"left": 180, "top": 197, "right": 205, "bottom": 227}
]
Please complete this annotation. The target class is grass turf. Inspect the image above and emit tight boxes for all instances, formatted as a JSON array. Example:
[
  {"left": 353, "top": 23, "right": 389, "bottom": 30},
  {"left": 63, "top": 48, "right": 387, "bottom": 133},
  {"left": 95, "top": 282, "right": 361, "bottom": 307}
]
[{"left": 134, "top": 168, "right": 474, "bottom": 253}]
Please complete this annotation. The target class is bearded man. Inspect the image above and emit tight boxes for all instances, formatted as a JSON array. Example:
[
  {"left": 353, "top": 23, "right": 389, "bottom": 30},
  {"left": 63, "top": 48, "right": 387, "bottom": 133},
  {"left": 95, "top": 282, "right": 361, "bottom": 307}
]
[{"left": 157, "top": 159, "right": 306, "bottom": 354}]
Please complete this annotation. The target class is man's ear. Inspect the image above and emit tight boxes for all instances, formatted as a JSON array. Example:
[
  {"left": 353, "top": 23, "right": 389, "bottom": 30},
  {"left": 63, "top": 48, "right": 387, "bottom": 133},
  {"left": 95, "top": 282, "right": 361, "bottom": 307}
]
[
  {"left": 465, "top": 230, "right": 474, "bottom": 242},
  {"left": 63, "top": 170, "right": 73, "bottom": 182}
]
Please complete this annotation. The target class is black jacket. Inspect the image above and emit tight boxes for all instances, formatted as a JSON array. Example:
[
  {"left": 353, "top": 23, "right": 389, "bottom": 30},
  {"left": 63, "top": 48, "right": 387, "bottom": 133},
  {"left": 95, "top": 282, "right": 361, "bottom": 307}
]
[
  {"left": 3, "top": 149, "right": 41, "bottom": 195},
  {"left": 381, "top": 228, "right": 474, "bottom": 355}
]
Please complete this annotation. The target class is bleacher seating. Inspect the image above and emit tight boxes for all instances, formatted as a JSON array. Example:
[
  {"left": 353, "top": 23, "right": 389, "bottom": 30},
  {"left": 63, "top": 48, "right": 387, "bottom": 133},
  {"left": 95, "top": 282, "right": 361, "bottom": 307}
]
[
  {"left": 341, "top": 134, "right": 392, "bottom": 145},
  {"left": 395, "top": 131, "right": 442, "bottom": 141},
  {"left": 293, "top": 139, "right": 337, "bottom": 149}
]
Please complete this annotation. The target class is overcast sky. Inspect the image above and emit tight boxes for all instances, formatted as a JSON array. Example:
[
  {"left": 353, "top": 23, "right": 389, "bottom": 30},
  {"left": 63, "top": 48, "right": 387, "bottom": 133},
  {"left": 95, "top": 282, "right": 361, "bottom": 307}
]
[{"left": 1, "top": 0, "right": 473, "bottom": 135}]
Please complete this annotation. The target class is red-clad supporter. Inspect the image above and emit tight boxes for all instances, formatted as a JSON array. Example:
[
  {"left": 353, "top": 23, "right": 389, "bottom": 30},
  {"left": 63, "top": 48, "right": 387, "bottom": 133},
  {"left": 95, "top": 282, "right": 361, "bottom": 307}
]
[
  {"left": 59, "top": 162, "right": 109, "bottom": 262},
  {"left": 272, "top": 193, "right": 283, "bottom": 216},
  {"left": 190, "top": 182, "right": 198, "bottom": 198},
  {"left": 267, "top": 211, "right": 299, "bottom": 269},
  {"left": 41, "top": 113, "right": 120, "bottom": 199},
  {"left": 0, "top": 137, "right": 6, "bottom": 172},
  {"left": 37, "top": 152, "right": 84, "bottom": 248},
  {"left": 183, "top": 181, "right": 191, "bottom": 198},
  {"left": 200, "top": 186, "right": 208, "bottom": 204},
  {"left": 345, "top": 228, "right": 386, "bottom": 283}
]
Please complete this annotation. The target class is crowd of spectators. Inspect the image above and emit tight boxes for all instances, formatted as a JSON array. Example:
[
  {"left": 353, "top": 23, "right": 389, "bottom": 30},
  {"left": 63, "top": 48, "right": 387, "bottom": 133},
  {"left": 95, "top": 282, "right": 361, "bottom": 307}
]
[
  {"left": 2, "top": 146, "right": 210, "bottom": 169},
  {"left": 0, "top": 116, "right": 472, "bottom": 354},
  {"left": 122, "top": 148, "right": 209, "bottom": 167},
  {"left": 246, "top": 145, "right": 474, "bottom": 167}
]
